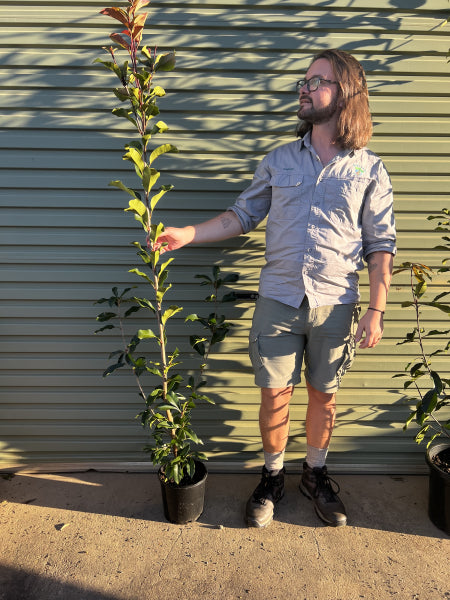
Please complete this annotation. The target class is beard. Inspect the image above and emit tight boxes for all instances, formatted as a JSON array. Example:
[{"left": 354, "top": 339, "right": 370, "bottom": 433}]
[{"left": 297, "top": 95, "right": 339, "bottom": 125}]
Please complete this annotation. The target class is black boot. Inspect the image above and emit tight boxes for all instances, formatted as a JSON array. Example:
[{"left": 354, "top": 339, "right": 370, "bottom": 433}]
[
  {"left": 245, "top": 466, "right": 285, "bottom": 528},
  {"left": 299, "top": 462, "right": 347, "bottom": 527}
]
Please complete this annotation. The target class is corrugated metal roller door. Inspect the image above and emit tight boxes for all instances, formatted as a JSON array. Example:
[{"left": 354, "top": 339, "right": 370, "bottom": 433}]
[{"left": 0, "top": 0, "right": 449, "bottom": 472}]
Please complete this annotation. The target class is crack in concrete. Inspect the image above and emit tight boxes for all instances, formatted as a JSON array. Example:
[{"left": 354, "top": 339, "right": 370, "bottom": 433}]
[
  {"left": 158, "top": 527, "right": 183, "bottom": 577},
  {"left": 312, "top": 529, "right": 321, "bottom": 559}
]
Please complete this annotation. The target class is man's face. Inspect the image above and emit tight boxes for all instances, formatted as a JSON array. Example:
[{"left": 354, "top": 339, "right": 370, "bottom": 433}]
[{"left": 297, "top": 58, "right": 340, "bottom": 124}]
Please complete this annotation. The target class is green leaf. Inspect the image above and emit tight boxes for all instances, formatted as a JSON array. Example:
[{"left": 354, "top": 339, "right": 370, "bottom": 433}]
[
  {"left": 432, "top": 291, "right": 450, "bottom": 303},
  {"left": 150, "top": 185, "right": 173, "bottom": 211},
  {"left": 142, "top": 167, "right": 160, "bottom": 193},
  {"left": 129, "top": 267, "right": 153, "bottom": 284},
  {"left": 112, "top": 107, "right": 137, "bottom": 127},
  {"left": 404, "top": 411, "right": 416, "bottom": 429},
  {"left": 125, "top": 198, "right": 147, "bottom": 218},
  {"left": 190, "top": 335, "right": 207, "bottom": 357},
  {"left": 185, "top": 313, "right": 199, "bottom": 322},
  {"left": 152, "top": 120, "right": 169, "bottom": 134},
  {"left": 138, "top": 329, "right": 158, "bottom": 340},
  {"left": 134, "top": 297, "right": 156, "bottom": 312},
  {"left": 146, "top": 366, "right": 163, "bottom": 377},
  {"left": 430, "top": 371, "right": 443, "bottom": 394},
  {"left": 124, "top": 306, "right": 140, "bottom": 318},
  {"left": 93, "top": 58, "right": 123, "bottom": 80},
  {"left": 149, "top": 144, "right": 178, "bottom": 165},
  {"left": 108, "top": 180, "right": 141, "bottom": 200},
  {"left": 159, "top": 257, "right": 174, "bottom": 274},
  {"left": 414, "top": 426, "right": 429, "bottom": 444},
  {"left": 151, "top": 222, "right": 166, "bottom": 245},
  {"left": 103, "top": 361, "right": 124, "bottom": 377},
  {"left": 124, "top": 146, "right": 145, "bottom": 175},
  {"left": 144, "top": 103, "right": 160, "bottom": 119},
  {"left": 414, "top": 279, "right": 427, "bottom": 298},
  {"left": 113, "top": 87, "right": 130, "bottom": 101},
  {"left": 421, "top": 301, "right": 450, "bottom": 315},
  {"left": 161, "top": 305, "right": 183, "bottom": 325},
  {"left": 421, "top": 389, "right": 438, "bottom": 414},
  {"left": 155, "top": 51, "right": 176, "bottom": 72},
  {"left": 410, "top": 362, "right": 425, "bottom": 377},
  {"left": 152, "top": 85, "right": 166, "bottom": 97},
  {"left": 94, "top": 324, "right": 115, "bottom": 334},
  {"left": 96, "top": 311, "right": 116, "bottom": 322}
]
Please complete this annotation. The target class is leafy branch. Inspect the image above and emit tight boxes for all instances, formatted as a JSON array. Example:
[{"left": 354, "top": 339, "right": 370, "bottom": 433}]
[{"left": 393, "top": 209, "right": 450, "bottom": 446}]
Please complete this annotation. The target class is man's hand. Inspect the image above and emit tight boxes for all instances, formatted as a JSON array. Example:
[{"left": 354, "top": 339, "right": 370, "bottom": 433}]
[
  {"left": 153, "top": 211, "right": 244, "bottom": 254},
  {"left": 154, "top": 226, "right": 195, "bottom": 254},
  {"left": 355, "top": 310, "right": 384, "bottom": 349}
]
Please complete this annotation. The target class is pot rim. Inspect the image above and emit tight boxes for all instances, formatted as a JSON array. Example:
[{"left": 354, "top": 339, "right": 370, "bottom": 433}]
[
  {"left": 425, "top": 439, "right": 450, "bottom": 472},
  {"left": 158, "top": 460, "right": 208, "bottom": 489}
]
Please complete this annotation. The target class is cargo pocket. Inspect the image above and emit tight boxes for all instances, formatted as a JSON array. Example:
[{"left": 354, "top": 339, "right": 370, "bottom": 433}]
[
  {"left": 335, "top": 304, "right": 360, "bottom": 388},
  {"left": 249, "top": 334, "right": 264, "bottom": 372}
]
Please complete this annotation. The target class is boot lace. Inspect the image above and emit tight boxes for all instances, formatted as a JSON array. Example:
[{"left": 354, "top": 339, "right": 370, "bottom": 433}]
[
  {"left": 253, "top": 469, "right": 283, "bottom": 505},
  {"left": 314, "top": 468, "right": 341, "bottom": 503}
]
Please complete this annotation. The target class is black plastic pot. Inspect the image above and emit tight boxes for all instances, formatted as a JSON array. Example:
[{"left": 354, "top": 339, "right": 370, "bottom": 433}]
[
  {"left": 426, "top": 441, "right": 450, "bottom": 536},
  {"left": 158, "top": 460, "right": 207, "bottom": 524}
]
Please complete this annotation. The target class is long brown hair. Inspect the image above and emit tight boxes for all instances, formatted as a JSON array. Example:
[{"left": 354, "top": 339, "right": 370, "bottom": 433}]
[{"left": 296, "top": 49, "right": 373, "bottom": 150}]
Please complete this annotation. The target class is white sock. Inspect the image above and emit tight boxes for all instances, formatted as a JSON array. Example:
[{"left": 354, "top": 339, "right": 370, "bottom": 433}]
[
  {"left": 264, "top": 449, "right": 285, "bottom": 474},
  {"left": 306, "top": 444, "right": 328, "bottom": 469}
]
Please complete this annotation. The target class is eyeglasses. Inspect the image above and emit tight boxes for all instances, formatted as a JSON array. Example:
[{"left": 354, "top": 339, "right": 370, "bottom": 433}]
[{"left": 295, "top": 76, "right": 337, "bottom": 93}]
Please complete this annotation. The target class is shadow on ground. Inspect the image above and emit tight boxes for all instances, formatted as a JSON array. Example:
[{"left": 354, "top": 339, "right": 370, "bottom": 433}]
[{"left": 1, "top": 471, "right": 447, "bottom": 540}]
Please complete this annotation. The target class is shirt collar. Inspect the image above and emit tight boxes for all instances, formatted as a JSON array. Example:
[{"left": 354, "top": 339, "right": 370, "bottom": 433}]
[{"left": 298, "top": 130, "right": 354, "bottom": 163}]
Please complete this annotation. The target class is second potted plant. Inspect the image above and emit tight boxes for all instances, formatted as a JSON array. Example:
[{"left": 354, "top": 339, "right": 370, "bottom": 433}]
[{"left": 393, "top": 208, "right": 450, "bottom": 534}]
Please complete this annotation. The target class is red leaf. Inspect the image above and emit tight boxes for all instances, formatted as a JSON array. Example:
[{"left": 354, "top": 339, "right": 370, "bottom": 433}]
[
  {"left": 132, "top": 27, "right": 144, "bottom": 45},
  {"left": 134, "top": 0, "right": 151, "bottom": 11},
  {"left": 133, "top": 13, "right": 148, "bottom": 28},
  {"left": 110, "top": 32, "right": 131, "bottom": 50},
  {"left": 100, "top": 7, "right": 129, "bottom": 27}
]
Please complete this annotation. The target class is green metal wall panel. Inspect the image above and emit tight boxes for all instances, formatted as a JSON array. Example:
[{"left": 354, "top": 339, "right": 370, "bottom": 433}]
[{"left": 0, "top": 0, "right": 449, "bottom": 473}]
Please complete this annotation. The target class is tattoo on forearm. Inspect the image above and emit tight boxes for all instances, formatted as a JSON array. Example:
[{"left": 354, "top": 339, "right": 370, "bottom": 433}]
[
  {"left": 368, "top": 261, "right": 378, "bottom": 273},
  {"left": 367, "top": 255, "right": 378, "bottom": 273},
  {"left": 220, "top": 215, "right": 232, "bottom": 229}
]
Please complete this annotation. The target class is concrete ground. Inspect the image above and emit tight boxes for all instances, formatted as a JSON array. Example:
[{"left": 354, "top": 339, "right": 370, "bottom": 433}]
[{"left": 0, "top": 470, "right": 449, "bottom": 600}]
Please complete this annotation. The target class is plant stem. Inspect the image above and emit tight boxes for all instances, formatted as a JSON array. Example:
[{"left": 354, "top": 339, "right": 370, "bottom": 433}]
[
  {"left": 410, "top": 266, "right": 432, "bottom": 377},
  {"left": 410, "top": 264, "right": 450, "bottom": 440}
]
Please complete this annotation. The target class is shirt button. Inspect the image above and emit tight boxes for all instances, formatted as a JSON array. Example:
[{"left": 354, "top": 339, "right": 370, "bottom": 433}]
[{"left": 296, "top": 181, "right": 301, "bottom": 186}]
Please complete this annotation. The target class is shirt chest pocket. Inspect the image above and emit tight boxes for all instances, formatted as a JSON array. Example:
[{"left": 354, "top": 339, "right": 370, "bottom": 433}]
[
  {"left": 324, "top": 177, "right": 368, "bottom": 228},
  {"left": 269, "top": 172, "right": 304, "bottom": 220}
]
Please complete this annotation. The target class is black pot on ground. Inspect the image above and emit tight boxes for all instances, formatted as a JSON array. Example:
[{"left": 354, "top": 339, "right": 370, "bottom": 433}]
[
  {"left": 426, "top": 441, "right": 450, "bottom": 536},
  {"left": 158, "top": 461, "right": 207, "bottom": 524}
]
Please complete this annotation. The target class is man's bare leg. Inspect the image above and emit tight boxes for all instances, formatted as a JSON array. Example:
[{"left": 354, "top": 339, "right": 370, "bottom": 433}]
[{"left": 259, "top": 386, "right": 293, "bottom": 453}]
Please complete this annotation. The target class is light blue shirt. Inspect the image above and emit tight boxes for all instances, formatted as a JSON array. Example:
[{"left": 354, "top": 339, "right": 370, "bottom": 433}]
[{"left": 229, "top": 132, "right": 397, "bottom": 308}]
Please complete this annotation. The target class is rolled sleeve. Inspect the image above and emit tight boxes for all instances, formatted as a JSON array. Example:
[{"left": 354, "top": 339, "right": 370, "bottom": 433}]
[
  {"left": 228, "top": 156, "right": 272, "bottom": 233},
  {"left": 362, "top": 161, "right": 397, "bottom": 260}
]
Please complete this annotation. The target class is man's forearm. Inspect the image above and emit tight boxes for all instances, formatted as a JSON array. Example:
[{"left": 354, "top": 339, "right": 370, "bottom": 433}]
[
  {"left": 366, "top": 251, "right": 394, "bottom": 311},
  {"left": 185, "top": 210, "right": 244, "bottom": 244}
]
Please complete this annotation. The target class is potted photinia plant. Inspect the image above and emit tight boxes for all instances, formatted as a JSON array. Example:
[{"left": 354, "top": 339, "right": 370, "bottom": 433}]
[
  {"left": 94, "top": 0, "right": 238, "bottom": 523},
  {"left": 393, "top": 208, "right": 450, "bottom": 534}
]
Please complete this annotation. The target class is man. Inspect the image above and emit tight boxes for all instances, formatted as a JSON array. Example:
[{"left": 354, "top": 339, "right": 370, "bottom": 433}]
[{"left": 156, "top": 49, "right": 396, "bottom": 528}]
